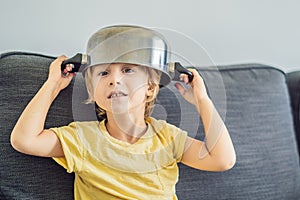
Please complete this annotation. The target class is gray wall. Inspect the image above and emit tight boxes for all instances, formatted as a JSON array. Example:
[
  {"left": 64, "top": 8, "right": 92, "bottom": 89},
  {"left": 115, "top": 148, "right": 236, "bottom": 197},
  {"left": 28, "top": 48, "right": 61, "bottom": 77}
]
[{"left": 1, "top": 0, "right": 299, "bottom": 71}]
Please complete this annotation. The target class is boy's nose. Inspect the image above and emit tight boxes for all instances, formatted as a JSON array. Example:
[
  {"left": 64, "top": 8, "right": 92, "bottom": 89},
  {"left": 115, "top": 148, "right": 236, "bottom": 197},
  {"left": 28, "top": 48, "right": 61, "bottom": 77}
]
[
  {"left": 108, "top": 72, "right": 122, "bottom": 86},
  {"left": 109, "top": 80, "right": 120, "bottom": 86}
]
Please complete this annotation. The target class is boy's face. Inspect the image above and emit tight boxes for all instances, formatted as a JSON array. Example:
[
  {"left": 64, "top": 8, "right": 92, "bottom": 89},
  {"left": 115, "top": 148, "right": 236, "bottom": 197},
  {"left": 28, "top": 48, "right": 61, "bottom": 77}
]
[{"left": 91, "top": 63, "right": 153, "bottom": 115}]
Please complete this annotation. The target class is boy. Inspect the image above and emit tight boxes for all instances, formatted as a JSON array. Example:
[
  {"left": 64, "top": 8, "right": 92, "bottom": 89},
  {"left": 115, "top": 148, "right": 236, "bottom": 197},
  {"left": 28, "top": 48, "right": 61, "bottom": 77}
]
[{"left": 11, "top": 25, "right": 236, "bottom": 199}]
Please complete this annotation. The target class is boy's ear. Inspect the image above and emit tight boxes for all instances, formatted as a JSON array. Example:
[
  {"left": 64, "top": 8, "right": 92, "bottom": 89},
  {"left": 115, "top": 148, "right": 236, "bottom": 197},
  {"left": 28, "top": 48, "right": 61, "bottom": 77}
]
[
  {"left": 87, "top": 87, "right": 93, "bottom": 100},
  {"left": 146, "top": 83, "right": 155, "bottom": 96},
  {"left": 146, "top": 83, "right": 159, "bottom": 98},
  {"left": 86, "top": 83, "right": 95, "bottom": 102}
]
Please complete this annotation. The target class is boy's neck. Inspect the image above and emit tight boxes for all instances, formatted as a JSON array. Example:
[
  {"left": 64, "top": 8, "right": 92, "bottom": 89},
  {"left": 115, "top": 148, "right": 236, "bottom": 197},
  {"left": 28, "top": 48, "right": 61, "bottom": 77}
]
[{"left": 105, "top": 113, "right": 148, "bottom": 144}]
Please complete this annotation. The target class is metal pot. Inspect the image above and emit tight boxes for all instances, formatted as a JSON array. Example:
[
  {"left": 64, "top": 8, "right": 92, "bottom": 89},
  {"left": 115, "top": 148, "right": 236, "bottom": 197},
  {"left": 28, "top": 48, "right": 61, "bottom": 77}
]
[
  {"left": 85, "top": 25, "right": 171, "bottom": 86},
  {"left": 61, "top": 25, "right": 193, "bottom": 85}
]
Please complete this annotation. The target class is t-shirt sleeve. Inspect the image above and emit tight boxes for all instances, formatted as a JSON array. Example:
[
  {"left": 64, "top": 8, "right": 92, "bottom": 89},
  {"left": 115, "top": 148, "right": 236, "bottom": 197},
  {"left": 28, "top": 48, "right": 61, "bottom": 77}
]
[
  {"left": 50, "top": 122, "right": 83, "bottom": 173},
  {"left": 150, "top": 118, "right": 188, "bottom": 163},
  {"left": 172, "top": 126, "right": 188, "bottom": 162}
]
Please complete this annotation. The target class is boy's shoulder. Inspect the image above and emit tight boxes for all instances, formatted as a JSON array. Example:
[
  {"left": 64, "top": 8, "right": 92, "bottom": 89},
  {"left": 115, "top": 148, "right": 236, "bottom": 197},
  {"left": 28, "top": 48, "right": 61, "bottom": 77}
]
[
  {"left": 147, "top": 117, "right": 184, "bottom": 135},
  {"left": 73, "top": 120, "right": 100, "bottom": 125},
  {"left": 147, "top": 117, "right": 167, "bottom": 128},
  {"left": 60, "top": 120, "right": 100, "bottom": 131}
]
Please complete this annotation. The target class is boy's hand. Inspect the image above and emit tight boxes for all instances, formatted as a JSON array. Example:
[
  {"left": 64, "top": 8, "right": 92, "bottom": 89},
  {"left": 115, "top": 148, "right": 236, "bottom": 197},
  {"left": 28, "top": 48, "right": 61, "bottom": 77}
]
[
  {"left": 174, "top": 69, "right": 209, "bottom": 106},
  {"left": 47, "top": 55, "right": 75, "bottom": 91}
]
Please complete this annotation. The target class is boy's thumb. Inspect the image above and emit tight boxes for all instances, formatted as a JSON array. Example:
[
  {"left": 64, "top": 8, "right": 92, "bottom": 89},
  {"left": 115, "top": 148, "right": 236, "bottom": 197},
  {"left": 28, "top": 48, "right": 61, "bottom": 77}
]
[{"left": 174, "top": 83, "right": 186, "bottom": 96}]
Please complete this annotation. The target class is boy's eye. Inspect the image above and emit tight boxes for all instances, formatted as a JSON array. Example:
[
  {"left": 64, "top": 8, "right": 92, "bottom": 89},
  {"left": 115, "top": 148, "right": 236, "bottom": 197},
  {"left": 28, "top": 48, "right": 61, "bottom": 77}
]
[
  {"left": 123, "top": 68, "right": 134, "bottom": 73},
  {"left": 98, "top": 71, "right": 109, "bottom": 76}
]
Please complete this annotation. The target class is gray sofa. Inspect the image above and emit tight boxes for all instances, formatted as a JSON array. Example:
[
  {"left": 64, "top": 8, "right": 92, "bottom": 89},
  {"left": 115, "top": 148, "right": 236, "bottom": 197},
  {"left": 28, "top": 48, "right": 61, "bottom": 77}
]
[{"left": 1, "top": 52, "right": 300, "bottom": 199}]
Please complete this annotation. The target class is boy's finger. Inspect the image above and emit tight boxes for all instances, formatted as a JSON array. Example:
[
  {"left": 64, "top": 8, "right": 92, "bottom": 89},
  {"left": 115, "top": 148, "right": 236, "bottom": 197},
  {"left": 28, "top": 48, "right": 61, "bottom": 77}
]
[
  {"left": 55, "top": 55, "right": 67, "bottom": 63},
  {"left": 174, "top": 82, "right": 186, "bottom": 96},
  {"left": 179, "top": 74, "right": 190, "bottom": 84}
]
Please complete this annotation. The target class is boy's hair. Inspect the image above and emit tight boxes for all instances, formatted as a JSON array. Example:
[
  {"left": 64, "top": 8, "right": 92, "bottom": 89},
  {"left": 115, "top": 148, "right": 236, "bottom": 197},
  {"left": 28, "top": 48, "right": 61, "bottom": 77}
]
[{"left": 84, "top": 65, "right": 161, "bottom": 120}]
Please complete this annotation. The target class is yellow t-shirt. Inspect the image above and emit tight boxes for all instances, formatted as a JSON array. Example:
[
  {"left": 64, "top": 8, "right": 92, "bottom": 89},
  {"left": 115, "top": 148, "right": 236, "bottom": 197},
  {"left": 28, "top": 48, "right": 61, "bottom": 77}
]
[{"left": 51, "top": 117, "right": 187, "bottom": 200}]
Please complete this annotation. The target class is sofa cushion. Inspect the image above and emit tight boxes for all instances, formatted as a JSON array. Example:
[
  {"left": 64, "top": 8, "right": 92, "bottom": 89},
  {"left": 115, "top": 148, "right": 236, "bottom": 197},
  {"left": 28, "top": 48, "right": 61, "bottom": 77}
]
[{"left": 1, "top": 52, "right": 300, "bottom": 199}]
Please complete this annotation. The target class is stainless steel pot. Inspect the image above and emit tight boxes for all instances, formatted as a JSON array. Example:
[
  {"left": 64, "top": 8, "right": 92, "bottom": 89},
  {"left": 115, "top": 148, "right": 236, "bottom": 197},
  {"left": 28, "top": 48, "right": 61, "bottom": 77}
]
[
  {"left": 85, "top": 25, "right": 172, "bottom": 86},
  {"left": 61, "top": 25, "right": 193, "bottom": 85}
]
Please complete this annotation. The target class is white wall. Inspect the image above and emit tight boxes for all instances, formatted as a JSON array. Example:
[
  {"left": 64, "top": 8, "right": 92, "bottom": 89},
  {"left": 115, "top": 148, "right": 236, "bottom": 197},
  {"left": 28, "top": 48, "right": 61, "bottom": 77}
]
[{"left": 1, "top": 0, "right": 299, "bottom": 71}]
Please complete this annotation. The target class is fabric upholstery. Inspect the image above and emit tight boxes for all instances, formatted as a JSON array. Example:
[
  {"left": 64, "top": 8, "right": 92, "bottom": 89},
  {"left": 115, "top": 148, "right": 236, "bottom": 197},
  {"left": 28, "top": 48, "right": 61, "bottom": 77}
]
[
  {"left": 174, "top": 65, "right": 300, "bottom": 199},
  {"left": 0, "top": 52, "right": 74, "bottom": 199},
  {"left": 1, "top": 52, "right": 300, "bottom": 199},
  {"left": 287, "top": 71, "right": 300, "bottom": 157}
]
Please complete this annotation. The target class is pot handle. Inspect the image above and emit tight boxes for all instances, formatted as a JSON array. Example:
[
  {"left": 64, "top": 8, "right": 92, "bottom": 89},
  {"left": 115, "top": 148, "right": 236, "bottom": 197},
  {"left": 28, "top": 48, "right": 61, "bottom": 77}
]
[
  {"left": 61, "top": 53, "right": 89, "bottom": 75},
  {"left": 169, "top": 62, "right": 194, "bottom": 83}
]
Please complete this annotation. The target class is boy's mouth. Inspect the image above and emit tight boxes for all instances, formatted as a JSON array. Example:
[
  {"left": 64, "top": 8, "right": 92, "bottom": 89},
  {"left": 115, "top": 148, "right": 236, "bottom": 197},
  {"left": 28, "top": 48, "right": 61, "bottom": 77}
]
[{"left": 108, "top": 91, "right": 128, "bottom": 99}]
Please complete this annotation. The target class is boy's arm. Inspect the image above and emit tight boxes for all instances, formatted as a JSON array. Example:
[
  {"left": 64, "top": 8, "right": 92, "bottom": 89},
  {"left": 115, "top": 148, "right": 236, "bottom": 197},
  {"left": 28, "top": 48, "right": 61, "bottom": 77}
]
[
  {"left": 175, "top": 69, "right": 236, "bottom": 171},
  {"left": 10, "top": 56, "right": 74, "bottom": 157}
]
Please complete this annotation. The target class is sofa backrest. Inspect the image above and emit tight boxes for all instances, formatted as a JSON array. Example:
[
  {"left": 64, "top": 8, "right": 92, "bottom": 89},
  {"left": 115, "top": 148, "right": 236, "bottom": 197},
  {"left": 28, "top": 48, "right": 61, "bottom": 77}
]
[
  {"left": 173, "top": 64, "right": 300, "bottom": 199},
  {"left": 1, "top": 52, "right": 300, "bottom": 199},
  {"left": 0, "top": 52, "right": 74, "bottom": 199},
  {"left": 287, "top": 71, "right": 300, "bottom": 157}
]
